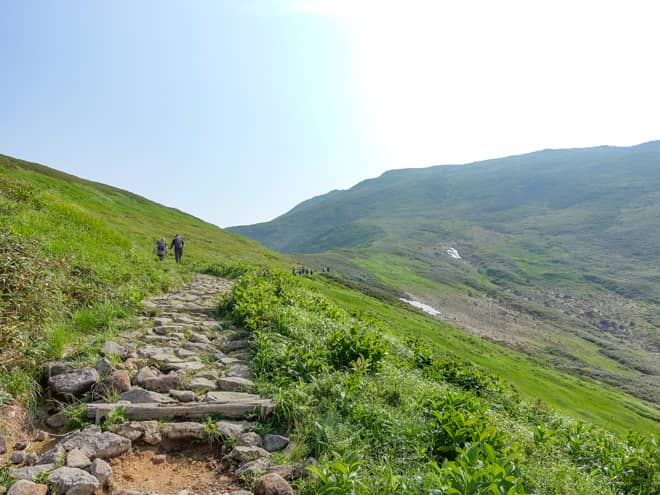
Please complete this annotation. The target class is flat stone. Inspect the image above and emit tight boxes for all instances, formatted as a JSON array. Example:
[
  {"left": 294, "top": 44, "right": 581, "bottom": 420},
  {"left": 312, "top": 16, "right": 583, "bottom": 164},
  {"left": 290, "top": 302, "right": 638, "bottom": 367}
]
[
  {"left": 189, "top": 378, "right": 217, "bottom": 390},
  {"left": 263, "top": 435, "right": 289, "bottom": 452},
  {"left": 195, "top": 370, "right": 220, "bottom": 381},
  {"left": 89, "top": 458, "right": 112, "bottom": 484},
  {"left": 137, "top": 369, "right": 184, "bottom": 393},
  {"left": 9, "top": 464, "right": 55, "bottom": 481},
  {"left": 111, "top": 421, "right": 161, "bottom": 445},
  {"left": 120, "top": 387, "right": 174, "bottom": 403},
  {"left": 101, "top": 341, "right": 128, "bottom": 360},
  {"left": 222, "top": 340, "right": 249, "bottom": 352},
  {"left": 161, "top": 361, "right": 205, "bottom": 372},
  {"left": 189, "top": 334, "right": 210, "bottom": 344},
  {"left": 169, "top": 390, "right": 196, "bottom": 402},
  {"left": 225, "top": 364, "right": 251, "bottom": 378},
  {"left": 217, "top": 377, "right": 255, "bottom": 392},
  {"left": 60, "top": 426, "right": 131, "bottom": 459},
  {"left": 7, "top": 480, "right": 48, "bottom": 495},
  {"left": 216, "top": 421, "right": 253, "bottom": 438},
  {"left": 219, "top": 357, "right": 240, "bottom": 365},
  {"left": 175, "top": 348, "right": 197, "bottom": 358},
  {"left": 254, "top": 473, "right": 294, "bottom": 495},
  {"left": 65, "top": 448, "right": 91, "bottom": 469},
  {"left": 48, "top": 467, "right": 99, "bottom": 495},
  {"left": 203, "top": 391, "right": 261, "bottom": 403},
  {"left": 49, "top": 368, "right": 100, "bottom": 398},
  {"left": 160, "top": 422, "right": 205, "bottom": 442}
]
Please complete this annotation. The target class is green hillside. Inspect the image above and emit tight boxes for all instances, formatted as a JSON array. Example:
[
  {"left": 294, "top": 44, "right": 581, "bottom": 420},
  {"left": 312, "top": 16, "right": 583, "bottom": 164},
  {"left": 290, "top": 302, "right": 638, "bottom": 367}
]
[
  {"left": 230, "top": 143, "right": 660, "bottom": 407},
  {"left": 1, "top": 152, "right": 659, "bottom": 493}
]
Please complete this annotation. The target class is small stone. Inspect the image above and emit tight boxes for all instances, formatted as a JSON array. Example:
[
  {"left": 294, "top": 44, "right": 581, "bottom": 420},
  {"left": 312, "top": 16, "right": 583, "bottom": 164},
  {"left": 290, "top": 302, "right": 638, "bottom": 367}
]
[
  {"left": 101, "top": 341, "right": 128, "bottom": 359},
  {"left": 46, "top": 413, "right": 68, "bottom": 429},
  {"left": 151, "top": 454, "right": 166, "bottom": 465},
  {"left": 34, "top": 431, "right": 49, "bottom": 442},
  {"left": 263, "top": 434, "right": 289, "bottom": 452},
  {"left": 23, "top": 453, "right": 38, "bottom": 466},
  {"left": 254, "top": 473, "right": 294, "bottom": 495},
  {"left": 168, "top": 390, "right": 196, "bottom": 402},
  {"left": 7, "top": 480, "right": 48, "bottom": 495},
  {"left": 48, "top": 467, "right": 100, "bottom": 495},
  {"left": 237, "top": 432, "right": 262, "bottom": 447},
  {"left": 95, "top": 358, "right": 113, "bottom": 377},
  {"left": 65, "top": 448, "right": 91, "bottom": 469},
  {"left": 10, "top": 451, "right": 26, "bottom": 464},
  {"left": 89, "top": 458, "right": 112, "bottom": 484},
  {"left": 229, "top": 492, "right": 254, "bottom": 495},
  {"left": 177, "top": 490, "right": 189, "bottom": 495},
  {"left": 0, "top": 436, "right": 6, "bottom": 454},
  {"left": 13, "top": 441, "right": 28, "bottom": 451}
]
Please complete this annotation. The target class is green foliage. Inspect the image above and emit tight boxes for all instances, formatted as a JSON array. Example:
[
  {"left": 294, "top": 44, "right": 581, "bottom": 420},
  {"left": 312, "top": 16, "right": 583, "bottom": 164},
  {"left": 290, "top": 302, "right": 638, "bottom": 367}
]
[
  {"left": 203, "top": 417, "right": 222, "bottom": 444},
  {"left": 63, "top": 403, "right": 91, "bottom": 430},
  {"left": 101, "top": 406, "right": 127, "bottom": 431},
  {"left": 305, "top": 452, "right": 365, "bottom": 495},
  {"left": 0, "top": 461, "right": 16, "bottom": 491},
  {"left": 327, "top": 322, "right": 387, "bottom": 372}
]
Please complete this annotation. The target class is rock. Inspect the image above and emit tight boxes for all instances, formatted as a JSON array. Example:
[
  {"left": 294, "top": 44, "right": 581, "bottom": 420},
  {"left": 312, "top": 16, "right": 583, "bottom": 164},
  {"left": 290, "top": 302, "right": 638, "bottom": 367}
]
[
  {"left": 0, "top": 436, "right": 6, "bottom": 454},
  {"left": 189, "top": 378, "right": 217, "bottom": 390},
  {"left": 235, "top": 457, "right": 269, "bottom": 479},
  {"left": 41, "top": 361, "right": 73, "bottom": 379},
  {"left": 101, "top": 341, "right": 128, "bottom": 359},
  {"left": 151, "top": 454, "right": 166, "bottom": 464},
  {"left": 226, "top": 446, "right": 270, "bottom": 464},
  {"left": 37, "top": 446, "right": 66, "bottom": 465},
  {"left": 34, "top": 431, "right": 49, "bottom": 442},
  {"left": 13, "top": 441, "right": 28, "bottom": 450},
  {"left": 95, "top": 358, "right": 113, "bottom": 377},
  {"left": 10, "top": 451, "right": 26, "bottom": 464},
  {"left": 195, "top": 370, "right": 220, "bottom": 381},
  {"left": 263, "top": 434, "right": 289, "bottom": 452},
  {"left": 222, "top": 340, "right": 249, "bottom": 352},
  {"left": 189, "top": 334, "right": 210, "bottom": 344},
  {"left": 49, "top": 368, "right": 99, "bottom": 398},
  {"left": 9, "top": 464, "right": 55, "bottom": 481},
  {"left": 169, "top": 390, "right": 196, "bottom": 402},
  {"left": 216, "top": 421, "right": 253, "bottom": 438},
  {"left": 137, "top": 369, "right": 184, "bottom": 393},
  {"left": 120, "top": 387, "right": 173, "bottom": 403},
  {"left": 161, "top": 361, "right": 205, "bottom": 372},
  {"left": 108, "top": 423, "right": 143, "bottom": 442},
  {"left": 46, "top": 413, "right": 68, "bottom": 429},
  {"left": 217, "top": 377, "right": 255, "bottom": 392},
  {"left": 92, "top": 370, "right": 131, "bottom": 400},
  {"left": 160, "top": 422, "right": 205, "bottom": 442},
  {"left": 230, "top": 492, "right": 254, "bottom": 495},
  {"left": 48, "top": 467, "right": 100, "bottom": 495},
  {"left": 266, "top": 464, "right": 296, "bottom": 480},
  {"left": 89, "top": 458, "right": 112, "bottom": 484},
  {"left": 202, "top": 391, "right": 262, "bottom": 403},
  {"left": 237, "top": 432, "right": 262, "bottom": 447},
  {"left": 60, "top": 426, "right": 131, "bottom": 459},
  {"left": 175, "top": 349, "right": 197, "bottom": 358},
  {"left": 110, "top": 370, "right": 131, "bottom": 392},
  {"left": 23, "top": 453, "right": 38, "bottom": 466},
  {"left": 7, "top": 480, "right": 48, "bottom": 495},
  {"left": 225, "top": 363, "right": 251, "bottom": 378},
  {"left": 254, "top": 473, "right": 294, "bottom": 495},
  {"left": 141, "top": 421, "right": 162, "bottom": 445},
  {"left": 65, "top": 448, "right": 91, "bottom": 469}
]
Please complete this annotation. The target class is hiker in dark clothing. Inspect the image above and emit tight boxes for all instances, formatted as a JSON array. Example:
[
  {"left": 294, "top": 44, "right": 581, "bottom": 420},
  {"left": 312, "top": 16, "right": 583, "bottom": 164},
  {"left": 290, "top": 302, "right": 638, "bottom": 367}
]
[
  {"left": 171, "top": 234, "right": 185, "bottom": 264},
  {"left": 156, "top": 238, "right": 167, "bottom": 261}
]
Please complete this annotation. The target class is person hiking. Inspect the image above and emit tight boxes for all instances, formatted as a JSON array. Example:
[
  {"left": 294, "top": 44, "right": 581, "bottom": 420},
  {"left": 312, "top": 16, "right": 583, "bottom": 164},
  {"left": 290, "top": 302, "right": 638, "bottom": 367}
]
[
  {"left": 171, "top": 234, "right": 185, "bottom": 264},
  {"left": 155, "top": 238, "right": 167, "bottom": 261}
]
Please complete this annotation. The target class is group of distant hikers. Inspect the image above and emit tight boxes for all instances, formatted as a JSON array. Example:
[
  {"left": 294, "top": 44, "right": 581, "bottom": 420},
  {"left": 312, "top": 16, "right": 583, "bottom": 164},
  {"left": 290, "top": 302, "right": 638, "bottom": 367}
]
[
  {"left": 155, "top": 234, "right": 185, "bottom": 264},
  {"left": 292, "top": 266, "right": 330, "bottom": 276}
]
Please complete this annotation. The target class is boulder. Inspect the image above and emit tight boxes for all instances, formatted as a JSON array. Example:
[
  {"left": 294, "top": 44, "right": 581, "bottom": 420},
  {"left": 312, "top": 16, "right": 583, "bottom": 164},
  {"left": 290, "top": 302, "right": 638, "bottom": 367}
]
[
  {"left": 65, "top": 448, "right": 90, "bottom": 469},
  {"left": 235, "top": 457, "right": 269, "bottom": 479},
  {"left": 48, "top": 467, "right": 100, "bottom": 495},
  {"left": 226, "top": 446, "right": 270, "bottom": 464},
  {"left": 263, "top": 434, "right": 289, "bottom": 452},
  {"left": 237, "top": 432, "right": 262, "bottom": 447},
  {"left": 120, "top": 387, "right": 173, "bottom": 403},
  {"left": 7, "top": 480, "right": 48, "bottom": 495},
  {"left": 89, "top": 458, "right": 112, "bottom": 484},
  {"left": 216, "top": 421, "right": 253, "bottom": 438},
  {"left": 37, "top": 446, "right": 66, "bottom": 465},
  {"left": 101, "top": 341, "right": 128, "bottom": 359},
  {"left": 60, "top": 426, "right": 131, "bottom": 459},
  {"left": 49, "top": 368, "right": 99, "bottom": 398},
  {"left": 254, "top": 473, "right": 294, "bottom": 495},
  {"left": 137, "top": 369, "right": 184, "bottom": 393},
  {"left": 217, "top": 377, "right": 255, "bottom": 392}
]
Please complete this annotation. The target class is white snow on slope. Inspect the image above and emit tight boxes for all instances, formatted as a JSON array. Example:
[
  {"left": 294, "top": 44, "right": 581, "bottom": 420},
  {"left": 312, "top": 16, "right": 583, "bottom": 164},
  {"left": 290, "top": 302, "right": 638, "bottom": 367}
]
[
  {"left": 399, "top": 297, "right": 442, "bottom": 317},
  {"left": 447, "top": 248, "right": 461, "bottom": 260}
]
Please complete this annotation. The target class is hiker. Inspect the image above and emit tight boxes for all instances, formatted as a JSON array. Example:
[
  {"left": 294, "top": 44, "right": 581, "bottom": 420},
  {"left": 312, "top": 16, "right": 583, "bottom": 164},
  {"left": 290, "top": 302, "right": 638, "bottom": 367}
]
[
  {"left": 171, "top": 234, "right": 185, "bottom": 264},
  {"left": 155, "top": 238, "right": 167, "bottom": 261}
]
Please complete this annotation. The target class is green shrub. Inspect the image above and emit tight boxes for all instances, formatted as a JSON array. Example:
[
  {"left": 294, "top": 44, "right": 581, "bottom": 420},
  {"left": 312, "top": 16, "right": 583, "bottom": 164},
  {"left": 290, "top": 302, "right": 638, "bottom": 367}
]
[{"left": 327, "top": 322, "right": 387, "bottom": 372}]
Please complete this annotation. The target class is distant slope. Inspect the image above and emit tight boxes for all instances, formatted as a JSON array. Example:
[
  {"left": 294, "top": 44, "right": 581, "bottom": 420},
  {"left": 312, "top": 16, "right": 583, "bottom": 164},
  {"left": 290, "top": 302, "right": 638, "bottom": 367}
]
[{"left": 230, "top": 142, "right": 660, "bottom": 405}]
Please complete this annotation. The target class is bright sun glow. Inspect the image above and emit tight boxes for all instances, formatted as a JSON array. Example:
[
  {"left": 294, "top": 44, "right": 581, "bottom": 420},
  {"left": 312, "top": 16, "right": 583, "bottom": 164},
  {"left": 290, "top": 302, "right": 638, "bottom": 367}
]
[{"left": 295, "top": 0, "right": 660, "bottom": 167}]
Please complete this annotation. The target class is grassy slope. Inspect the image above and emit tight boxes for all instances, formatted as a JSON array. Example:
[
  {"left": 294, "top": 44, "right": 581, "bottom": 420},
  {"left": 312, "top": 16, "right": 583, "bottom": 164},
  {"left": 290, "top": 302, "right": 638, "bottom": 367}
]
[
  {"left": 230, "top": 143, "right": 660, "bottom": 407},
  {"left": 1, "top": 152, "right": 657, "bottom": 437}
]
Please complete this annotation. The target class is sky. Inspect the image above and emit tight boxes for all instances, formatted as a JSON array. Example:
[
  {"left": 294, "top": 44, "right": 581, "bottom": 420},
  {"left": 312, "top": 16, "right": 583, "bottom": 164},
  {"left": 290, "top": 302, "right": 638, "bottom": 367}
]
[{"left": 2, "top": 0, "right": 659, "bottom": 227}]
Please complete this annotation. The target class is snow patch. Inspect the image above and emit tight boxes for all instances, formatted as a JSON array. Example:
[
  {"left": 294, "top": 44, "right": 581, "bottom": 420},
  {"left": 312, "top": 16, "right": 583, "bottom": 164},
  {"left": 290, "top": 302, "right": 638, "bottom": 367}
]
[
  {"left": 447, "top": 248, "right": 461, "bottom": 260},
  {"left": 399, "top": 298, "right": 442, "bottom": 317}
]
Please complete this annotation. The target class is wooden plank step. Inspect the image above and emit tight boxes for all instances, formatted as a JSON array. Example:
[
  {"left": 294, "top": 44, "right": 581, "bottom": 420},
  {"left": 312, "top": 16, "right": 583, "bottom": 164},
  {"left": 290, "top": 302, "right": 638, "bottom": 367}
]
[{"left": 87, "top": 399, "right": 274, "bottom": 424}]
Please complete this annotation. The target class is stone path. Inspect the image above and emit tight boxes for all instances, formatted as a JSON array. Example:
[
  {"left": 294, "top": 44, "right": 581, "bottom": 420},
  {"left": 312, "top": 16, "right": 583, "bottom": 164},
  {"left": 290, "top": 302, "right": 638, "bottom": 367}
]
[{"left": 3, "top": 274, "right": 296, "bottom": 495}]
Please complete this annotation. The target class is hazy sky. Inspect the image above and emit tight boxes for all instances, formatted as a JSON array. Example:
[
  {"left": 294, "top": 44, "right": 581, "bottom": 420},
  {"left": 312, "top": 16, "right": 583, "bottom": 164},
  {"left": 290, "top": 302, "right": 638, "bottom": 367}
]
[{"left": 2, "top": 1, "right": 659, "bottom": 226}]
